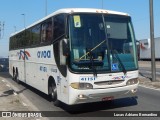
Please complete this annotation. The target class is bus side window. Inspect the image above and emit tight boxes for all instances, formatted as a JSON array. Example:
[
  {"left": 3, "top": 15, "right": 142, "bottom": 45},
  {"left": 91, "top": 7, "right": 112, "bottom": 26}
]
[
  {"left": 53, "top": 14, "right": 65, "bottom": 41},
  {"left": 16, "top": 35, "right": 20, "bottom": 48},
  {"left": 41, "top": 19, "right": 52, "bottom": 43},
  {"left": 46, "top": 21, "right": 52, "bottom": 42},
  {"left": 31, "top": 24, "right": 41, "bottom": 45},
  {"left": 26, "top": 29, "right": 31, "bottom": 46},
  {"left": 10, "top": 37, "right": 14, "bottom": 50},
  {"left": 41, "top": 24, "right": 46, "bottom": 43},
  {"left": 21, "top": 32, "right": 25, "bottom": 47},
  {"left": 12, "top": 36, "right": 16, "bottom": 49}
]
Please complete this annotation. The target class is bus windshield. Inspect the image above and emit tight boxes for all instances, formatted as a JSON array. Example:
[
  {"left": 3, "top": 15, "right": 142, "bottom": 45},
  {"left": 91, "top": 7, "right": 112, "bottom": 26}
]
[{"left": 69, "top": 14, "right": 138, "bottom": 73}]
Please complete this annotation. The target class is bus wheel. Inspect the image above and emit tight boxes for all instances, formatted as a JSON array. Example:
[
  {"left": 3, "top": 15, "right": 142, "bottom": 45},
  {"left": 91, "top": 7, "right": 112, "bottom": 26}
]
[
  {"left": 12, "top": 69, "right": 16, "bottom": 80},
  {"left": 50, "top": 82, "right": 60, "bottom": 106},
  {"left": 15, "top": 69, "right": 20, "bottom": 84},
  {"left": 13, "top": 68, "right": 16, "bottom": 80}
]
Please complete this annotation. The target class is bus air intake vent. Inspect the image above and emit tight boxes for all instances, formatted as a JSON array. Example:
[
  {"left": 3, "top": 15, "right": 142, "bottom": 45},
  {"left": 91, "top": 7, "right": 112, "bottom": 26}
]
[{"left": 94, "top": 80, "right": 124, "bottom": 86}]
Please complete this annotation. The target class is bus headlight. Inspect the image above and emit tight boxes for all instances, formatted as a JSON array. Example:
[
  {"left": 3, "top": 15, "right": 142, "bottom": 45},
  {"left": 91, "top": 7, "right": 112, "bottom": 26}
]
[
  {"left": 70, "top": 82, "right": 93, "bottom": 90},
  {"left": 126, "top": 78, "right": 138, "bottom": 85}
]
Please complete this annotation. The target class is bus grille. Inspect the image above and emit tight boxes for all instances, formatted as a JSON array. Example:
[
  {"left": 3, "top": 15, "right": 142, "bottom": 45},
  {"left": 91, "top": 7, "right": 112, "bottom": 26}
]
[{"left": 94, "top": 80, "right": 124, "bottom": 86}]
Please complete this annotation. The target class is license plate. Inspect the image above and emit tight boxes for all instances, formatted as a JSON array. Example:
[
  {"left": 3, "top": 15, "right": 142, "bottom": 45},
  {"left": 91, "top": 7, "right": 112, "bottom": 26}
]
[{"left": 102, "top": 96, "right": 114, "bottom": 101}]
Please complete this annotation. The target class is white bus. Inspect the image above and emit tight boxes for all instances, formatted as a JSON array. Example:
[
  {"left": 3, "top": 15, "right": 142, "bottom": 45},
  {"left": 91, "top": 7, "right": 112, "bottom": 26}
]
[{"left": 9, "top": 8, "right": 139, "bottom": 106}]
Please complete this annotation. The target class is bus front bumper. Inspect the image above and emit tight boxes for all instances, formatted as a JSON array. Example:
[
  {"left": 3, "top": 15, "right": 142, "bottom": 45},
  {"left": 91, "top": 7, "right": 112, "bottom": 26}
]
[{"left": 69, "top": 84, "right": 138, "bottom": 105}]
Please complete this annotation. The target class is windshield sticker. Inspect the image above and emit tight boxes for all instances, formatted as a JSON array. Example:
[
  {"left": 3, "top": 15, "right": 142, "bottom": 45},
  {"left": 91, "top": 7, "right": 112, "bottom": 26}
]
[
  {"left": 111, "top": 63, "right": 119, "bottom": 71},
  {"left": 73, "top": 15, "right": 81, "bottom": 28}
]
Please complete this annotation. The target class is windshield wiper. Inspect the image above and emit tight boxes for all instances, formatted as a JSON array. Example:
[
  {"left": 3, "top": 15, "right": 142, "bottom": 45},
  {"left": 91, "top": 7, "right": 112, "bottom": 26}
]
[
  {"left": 111, "top": 50, "right": 127, "bottom": 75},
  {"left": 87, "top": 49, "right": 97, "bottom": 77},
  {"left": 73, "top": 39, "right": 105, "bottom": 77},
  {"left": 73, "top": 48, "right": 103, "bottom": 75},
  {"left": 77, "top": 40, "right": 106, "bottom": 61}
]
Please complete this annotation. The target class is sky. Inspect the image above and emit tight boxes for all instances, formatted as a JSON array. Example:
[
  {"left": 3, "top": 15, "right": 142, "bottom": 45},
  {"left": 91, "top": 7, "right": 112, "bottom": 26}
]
[{"left": 0, "top": 0, "right": 160, "bottom": 57}]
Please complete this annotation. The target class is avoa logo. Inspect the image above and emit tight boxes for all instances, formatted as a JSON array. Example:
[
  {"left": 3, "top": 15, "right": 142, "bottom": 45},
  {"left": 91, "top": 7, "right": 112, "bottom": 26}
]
[{"left": 37, "top": 50, "right": 51, "bottom": 58}]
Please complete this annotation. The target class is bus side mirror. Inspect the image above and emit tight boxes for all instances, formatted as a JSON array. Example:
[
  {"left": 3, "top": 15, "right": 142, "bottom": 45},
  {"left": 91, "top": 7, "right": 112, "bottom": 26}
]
[
  {"left": 62, "top": 38, "right": 69, "bottom": 56},
  {"left": 136, "top": 41, "right": 140, "bottom": 46},
  {"left": 60, "top": 39, "right": 69, "bottom": 65}
]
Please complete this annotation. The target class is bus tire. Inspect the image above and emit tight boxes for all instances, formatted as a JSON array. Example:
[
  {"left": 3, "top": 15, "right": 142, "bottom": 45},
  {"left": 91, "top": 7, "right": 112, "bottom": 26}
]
[
  {"left": 15, "top": 68, "right": 20, "bottom": 84},
  {"left": 49, "top": 82, "right": 60, "bottom": 107},
  {"left": 12, "top": 67, "right": 16, "bottom": 80}
]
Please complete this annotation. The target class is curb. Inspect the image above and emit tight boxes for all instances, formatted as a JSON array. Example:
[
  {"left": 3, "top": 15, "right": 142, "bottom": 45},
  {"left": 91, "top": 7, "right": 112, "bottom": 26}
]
[{"left": 138, "top": 76, "right": 160, "bottom": 90}]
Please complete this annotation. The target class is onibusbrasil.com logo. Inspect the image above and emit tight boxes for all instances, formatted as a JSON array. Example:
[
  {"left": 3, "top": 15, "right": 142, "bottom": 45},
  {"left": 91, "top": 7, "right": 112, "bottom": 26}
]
[{"left": 1, "top": 112, "right": 42, "bottom": 118}]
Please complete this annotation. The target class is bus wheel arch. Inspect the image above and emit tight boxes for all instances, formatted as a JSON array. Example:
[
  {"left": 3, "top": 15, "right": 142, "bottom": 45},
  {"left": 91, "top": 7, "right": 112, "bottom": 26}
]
[{"left": 48, "top": 76, "right": 60, "bottom": 106}]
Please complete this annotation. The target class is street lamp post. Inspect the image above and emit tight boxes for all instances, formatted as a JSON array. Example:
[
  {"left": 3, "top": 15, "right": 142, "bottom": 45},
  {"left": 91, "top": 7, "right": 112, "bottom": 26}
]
[
  {"left": 21, "top": 13, "right": 26, "bottom": 83},
  {"left": 21, "top": 14, "right": 26, "bottom": 28},
  {"left": 149, "top": 0, "right": 156, "bottom": 81}
]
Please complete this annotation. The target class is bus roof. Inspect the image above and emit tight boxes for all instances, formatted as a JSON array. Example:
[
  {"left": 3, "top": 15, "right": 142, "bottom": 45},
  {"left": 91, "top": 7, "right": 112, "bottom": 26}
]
[
  {"left": 10, "top": 8, "right": 129, "bottom": 37},
  {"left": 54, "top": 8, "right": 129, "bottom": 16}
]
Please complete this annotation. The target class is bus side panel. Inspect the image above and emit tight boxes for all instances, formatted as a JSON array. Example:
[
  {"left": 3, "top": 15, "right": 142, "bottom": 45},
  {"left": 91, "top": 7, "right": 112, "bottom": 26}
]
[
  {"left": 9, "top": 50, "right": 15, "bottom": 76},
  {"left": 24, "top": 45, "right": 56, "bottom": 95},
  {"left": 25, "top": 47, "right": 47, "bottom": 94},
  {"left": 9, "top": 46, "right": 70, "bottom": 104},
  {"left": 9, "top": 50, "right": 25, "bottom": 82}
]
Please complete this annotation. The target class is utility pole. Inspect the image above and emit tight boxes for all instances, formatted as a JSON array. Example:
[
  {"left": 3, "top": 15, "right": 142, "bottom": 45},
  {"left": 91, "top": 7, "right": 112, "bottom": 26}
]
[{"left": 149, "top": 0, "right": 156, "bottom": 81}]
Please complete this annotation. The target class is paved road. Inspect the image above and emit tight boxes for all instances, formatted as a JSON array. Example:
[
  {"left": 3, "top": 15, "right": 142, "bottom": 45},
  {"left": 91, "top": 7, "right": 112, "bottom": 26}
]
[
  {"left": 139, "top": 67, "right": 160, "bottom": 81},
  {"left": 0, "top": 72, "right": 160, "bottom": 120},
  {"left": 139, "top": 67, "right": 155, "bottom": 79}
]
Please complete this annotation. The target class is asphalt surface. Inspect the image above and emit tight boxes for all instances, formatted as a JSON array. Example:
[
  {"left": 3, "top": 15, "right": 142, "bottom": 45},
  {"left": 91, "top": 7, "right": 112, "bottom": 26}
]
[{"left": 0, "top": 61, "right": 160, "bottom": 120}]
